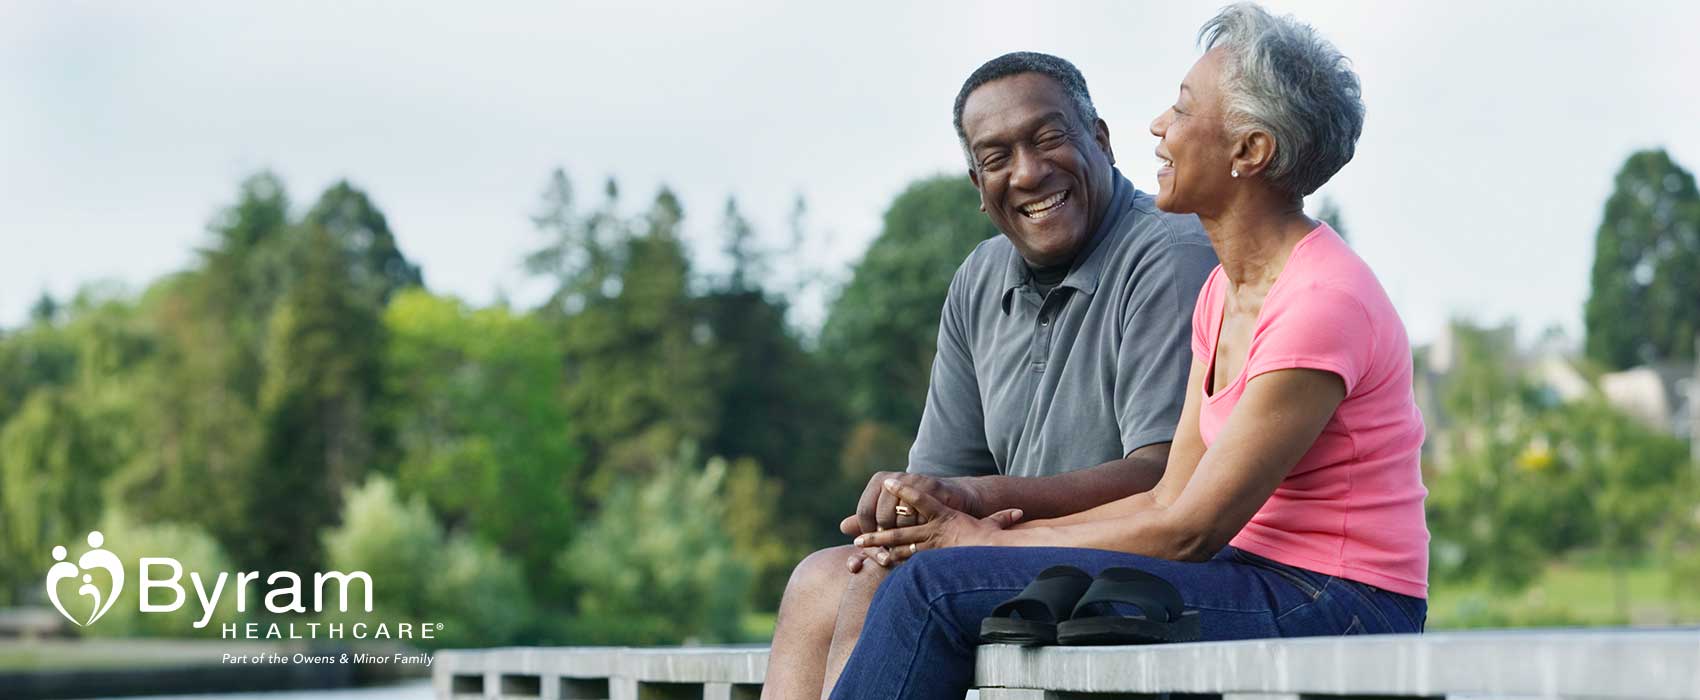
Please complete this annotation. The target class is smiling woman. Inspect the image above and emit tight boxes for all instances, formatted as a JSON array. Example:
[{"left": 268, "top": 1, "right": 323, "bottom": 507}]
[{"left": 829, "top": 4, "right": 1428, "bottom": 698}]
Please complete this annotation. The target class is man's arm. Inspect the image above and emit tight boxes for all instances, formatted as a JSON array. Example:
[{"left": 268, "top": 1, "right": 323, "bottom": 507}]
[{"left": 960, "top": 442, "right": 1168, "bottom": 520}]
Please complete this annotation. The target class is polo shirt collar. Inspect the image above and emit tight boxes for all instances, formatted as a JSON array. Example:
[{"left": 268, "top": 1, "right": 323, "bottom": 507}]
[{"left": 1000, "top": 168, "right": 1133, "bottom": 314}]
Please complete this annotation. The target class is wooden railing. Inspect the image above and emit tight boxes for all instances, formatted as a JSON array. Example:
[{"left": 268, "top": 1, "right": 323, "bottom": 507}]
[{"left": 433, "top": 630, "right": 1700, "bottom": 699}]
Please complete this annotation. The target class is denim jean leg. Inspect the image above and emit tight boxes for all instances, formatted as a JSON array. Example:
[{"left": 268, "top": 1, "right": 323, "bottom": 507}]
[
  {"left": 830, "top": 546, "right": 1315, "bottom": 699},
  {"left": 828, "top": 548, "right": 1034, "bottom": 699}
]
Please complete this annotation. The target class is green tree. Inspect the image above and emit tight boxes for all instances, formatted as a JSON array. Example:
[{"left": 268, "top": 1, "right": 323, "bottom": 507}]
[
  {"left": 558, "top": 446, "right": 752, "bottom": 645},
  {"left": 193, "top": 171, "right": 294, "bottom": 402},
  {"left": 554, "top": 187, "right": 721, "bottom": 491},
  {"left": 700, "top": 200, "right": 851, "bottom": 592},
  {"left": 382, "top": 289, "right": 582, "bottom": 587},
  {"left": 721, "top": 196, "right": 765, "bottom": 293},
  {"left": 105, "top": 275, "right": 264, "bottom": 564},
  {"left": 105, "top": 175, "right": 416, "bottom": 573},
  {"left": 1427, "top": 319, "right": 1698, "bottom": 602},
  {"left": 526, "top": 171, "right": 625, "bottom": 315},
  {"left": 0, "top": 389, "right": 119, "bottom": 603},
  {"left": 1584, "top": 149, "right": 1700, "bottom": 369},
  {"left": 304, "top": 180, "right": 425, "bottom": 305},
  {"left": 0, "top": 316, "right": 78, "bottom": 426},
  {"left": 248, "top": 225, "right": 386, "bottom": 572},
  {"left": 1561, "top": 399, "right": 1694, "bottom": 620},
  {"left": 28, "top": 292, "right": 59, "bottom": 325},
  {"left": 0, "top": 293, "right": 153, "bottom": 603},
  {"left": 820, "top": 175, "right": 997, "bottom": 464},
  {"left": 322, "top": 476, "right": 533, "bottom": 647},
  {"left": 1426, "top": 321, "right": 1589, "bottom": 589}
]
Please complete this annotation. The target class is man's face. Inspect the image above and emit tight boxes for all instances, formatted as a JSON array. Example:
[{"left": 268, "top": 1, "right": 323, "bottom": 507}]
[{"left": 962, "top": 72, "right": 1116, "bottom": 268}]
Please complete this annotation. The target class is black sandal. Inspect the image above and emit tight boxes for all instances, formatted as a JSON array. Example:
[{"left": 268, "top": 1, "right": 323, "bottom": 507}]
[
  {"left": 978, "top": 565, "right": 1094, "bottom": 646},
  {"left": 1055, "top": 566, "right": 1201, "bottom": 645}
]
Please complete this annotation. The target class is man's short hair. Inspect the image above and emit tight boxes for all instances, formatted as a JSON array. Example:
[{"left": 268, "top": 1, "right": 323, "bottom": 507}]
[{"left": 952, "top": 52, "right": 1101, "bottom": 170}]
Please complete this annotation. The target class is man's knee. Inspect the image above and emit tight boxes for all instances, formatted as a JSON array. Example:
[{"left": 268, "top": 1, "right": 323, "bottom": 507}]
[{"left": 783, "top": 544, "right": 858, "bottom": 603}]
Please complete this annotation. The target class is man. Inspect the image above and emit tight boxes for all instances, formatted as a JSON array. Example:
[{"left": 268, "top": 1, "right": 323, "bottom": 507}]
[{"left": 762, "top": 52, "right": 1218, "bottom": 699}]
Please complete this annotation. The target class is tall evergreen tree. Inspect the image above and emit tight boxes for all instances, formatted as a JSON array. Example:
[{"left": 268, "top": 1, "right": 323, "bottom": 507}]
[
  {"left": 1584, "top": 149, "right": 1700, "bottom": 369},
  {"left": 305, "top": 181, "right": 425, "bottom": 304},
  {"left": 527, "top": 170, "right": 624, "bottom": 315},
  {"left": 556, "top": 187, "right": 720, "bottom": 492},
  {"left": 721, "top": 196, "right": 765, "bottom": 293},
  {"left": 702, "top": 203, "right": 848, "bottom": 552},
  {"left": 195, "top": 171, "right": 294, "bottom": 402},
  {"left": 247, "top": 225, "right": 385, "bottom": 571},
  {"left": 28, "top": 292, "right": 59, "bottom": 325}
]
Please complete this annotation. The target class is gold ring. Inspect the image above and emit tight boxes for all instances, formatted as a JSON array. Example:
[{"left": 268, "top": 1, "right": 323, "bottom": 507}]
[
  {"left": 894, "top": 504, "right": 915, "bottom": 518},
  {"left": 909, "top": 543, "right": 918, "bottom": 555}
]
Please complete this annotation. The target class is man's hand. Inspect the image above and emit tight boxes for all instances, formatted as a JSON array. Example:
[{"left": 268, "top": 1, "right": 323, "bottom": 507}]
[
  {"left": 839, "top": 471, "right": 984, "bottom": 539},
  {"left": 853, "top": 479, "right": 1023, "bottom": 565}
]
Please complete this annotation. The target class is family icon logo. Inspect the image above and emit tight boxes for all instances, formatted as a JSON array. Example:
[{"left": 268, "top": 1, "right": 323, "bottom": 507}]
[{"left": 45, "top": 530, "right": 125, "bottom": 626}]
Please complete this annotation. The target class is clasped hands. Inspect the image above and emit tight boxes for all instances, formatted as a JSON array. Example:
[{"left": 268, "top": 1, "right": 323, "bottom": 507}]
[{"left": 836, "top": 471, "right": 1025, "bottom": 573}]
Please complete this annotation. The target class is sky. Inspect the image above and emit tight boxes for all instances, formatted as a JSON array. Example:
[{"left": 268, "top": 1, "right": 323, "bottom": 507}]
[{"left": 3, "top": 1, "right": 1697, "bottom": 347}]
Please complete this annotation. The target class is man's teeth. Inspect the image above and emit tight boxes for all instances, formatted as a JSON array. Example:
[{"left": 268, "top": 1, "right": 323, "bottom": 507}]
[{"left": 1019, "top": 190, "right": 1069, "bottom": 218}]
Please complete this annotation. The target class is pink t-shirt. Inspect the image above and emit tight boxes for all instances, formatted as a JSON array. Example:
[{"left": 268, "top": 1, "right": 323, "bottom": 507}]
[{"left": 1192, "top": 223, "right": 1429, "bottom": 598}]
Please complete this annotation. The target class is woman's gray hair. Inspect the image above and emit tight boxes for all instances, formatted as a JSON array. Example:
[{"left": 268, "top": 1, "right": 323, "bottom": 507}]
[{"left": 1200, "top": 3, "right": 1364, "bottom": 197}]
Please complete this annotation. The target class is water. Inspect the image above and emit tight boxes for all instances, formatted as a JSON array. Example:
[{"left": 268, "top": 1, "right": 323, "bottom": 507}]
[{"left": 91, "top": 680, "right": 433, "bottom": 700}]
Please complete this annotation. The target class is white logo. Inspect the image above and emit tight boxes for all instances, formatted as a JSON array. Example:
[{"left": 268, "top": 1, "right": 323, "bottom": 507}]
[
  {"left": 39, "top": 529, "right": 433, "bottom": 641},
  {"left": 45, "top": 530, "right": 125, "bottom": 627}
]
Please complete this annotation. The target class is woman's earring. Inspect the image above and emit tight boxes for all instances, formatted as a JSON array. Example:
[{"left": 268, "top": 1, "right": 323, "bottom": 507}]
[{"left": 1231, "top": 169, "right": 1239, "bottom": 178}]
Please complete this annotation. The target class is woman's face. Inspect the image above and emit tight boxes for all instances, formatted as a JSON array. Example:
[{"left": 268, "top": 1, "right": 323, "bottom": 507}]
[{"left": 1149, "top": 48, "right": 1237, "bottom": 215}]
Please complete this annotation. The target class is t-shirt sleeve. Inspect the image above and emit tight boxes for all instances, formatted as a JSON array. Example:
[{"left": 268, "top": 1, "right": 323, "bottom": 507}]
[
  {"left": 1243, "top": 283, "right": 1375, "bottom": 396},
  {"left": 907, "top": 263, "right": 998, "bottom": 478},
  {"left": 1116, "top": 241, "right": 1220, "bottom": 455}
]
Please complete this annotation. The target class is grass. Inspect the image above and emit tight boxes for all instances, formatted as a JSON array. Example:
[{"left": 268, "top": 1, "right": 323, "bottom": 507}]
[
  {"left": 738, "top": 559, "right": 1700, "bottom": 635},
  {"left": 1429, "top": 559, "right": 1700, "bottom": 629}
]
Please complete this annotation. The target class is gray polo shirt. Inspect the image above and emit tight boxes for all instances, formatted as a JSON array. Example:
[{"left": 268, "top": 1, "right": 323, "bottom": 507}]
[{"left": 908, "top": 170, "right": 1217, "bottom": 478}]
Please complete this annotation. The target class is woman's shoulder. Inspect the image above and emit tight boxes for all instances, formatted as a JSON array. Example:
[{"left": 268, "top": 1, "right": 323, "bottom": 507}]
[{"left": 1278, "top": 224, "right": 1394, "bottom": 312}]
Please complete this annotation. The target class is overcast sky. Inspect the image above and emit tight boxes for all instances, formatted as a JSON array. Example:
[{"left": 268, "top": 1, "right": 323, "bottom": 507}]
[{"left": 3, "top": 1, "right": 1697, "bottom": 346}]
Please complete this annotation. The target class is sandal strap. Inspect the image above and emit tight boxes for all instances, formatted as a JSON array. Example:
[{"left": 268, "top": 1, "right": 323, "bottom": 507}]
[
  {"left": 987, "top": 566, "right": 1094, "bottom": 624},
  {"left": 1069, "top": 566, "right": 1186, "bottom": 623}
]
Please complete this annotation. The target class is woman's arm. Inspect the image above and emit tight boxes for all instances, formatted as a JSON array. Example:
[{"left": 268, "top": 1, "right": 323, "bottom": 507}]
[
  {"left": 857, "top": 365, "right": 1345, "bottom": 561},
  {"left": 1002, "top": 366, "right": 1344, "bottom": 559}
]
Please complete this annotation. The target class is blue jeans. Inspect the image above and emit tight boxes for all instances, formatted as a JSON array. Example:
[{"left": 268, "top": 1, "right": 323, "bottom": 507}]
[{"left": 828, "top": 546, "right": 1425, "bottom": 699}]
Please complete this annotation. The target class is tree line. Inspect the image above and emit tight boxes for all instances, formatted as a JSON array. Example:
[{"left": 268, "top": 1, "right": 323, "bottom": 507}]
[
  {"left": 0, "top": 167, "right": 997, "bottom": 645},
  {"left": 2, "top": 147, "right": 1696, "bottom": 640}
]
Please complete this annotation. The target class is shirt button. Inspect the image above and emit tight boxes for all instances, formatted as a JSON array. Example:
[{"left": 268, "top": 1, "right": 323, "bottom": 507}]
[{"left": 1039, "top": 317, "right": 1050, "bottom": 327}]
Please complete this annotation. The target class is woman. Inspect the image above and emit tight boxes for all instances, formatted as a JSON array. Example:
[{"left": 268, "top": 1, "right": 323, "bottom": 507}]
[{"left": 827, "top": 4, "right": 1427, "bottom": 697}]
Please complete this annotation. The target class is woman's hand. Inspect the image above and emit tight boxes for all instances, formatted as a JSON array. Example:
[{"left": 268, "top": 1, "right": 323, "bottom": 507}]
[{"left": 851, "top": 479, "right": 1024, "bottom": 566}]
